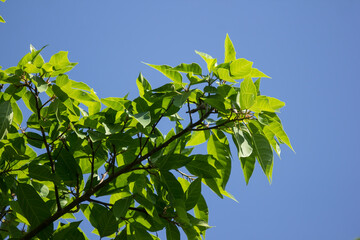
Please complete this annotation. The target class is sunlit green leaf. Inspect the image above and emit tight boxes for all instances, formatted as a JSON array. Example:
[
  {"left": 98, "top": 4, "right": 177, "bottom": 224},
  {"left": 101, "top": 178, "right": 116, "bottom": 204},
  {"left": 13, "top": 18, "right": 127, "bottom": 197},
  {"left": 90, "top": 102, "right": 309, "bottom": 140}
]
[
  {"left": 186, "top": 130, "right": 210, "bottom": 147},
  {"left": 144, "top": 63, "right": 182, "bottom": 84},
  {"left": 240, "top": 77, "right": 257, "bottom": 109},
  {"left": 0, "top": 98, "right": 13, "bottom": 140},
  {"left": 172, "top": 63, "right": 202, "bottom": 75},
  {"left": 217, "top": 68, "right": 237, "bottom": 83},
  {"left": 224, "top": 34, "right": 236, "bottom": 63},
  {"left": 251, "top": 96, "right": 285, "bottom": 113},
  {"left": 195, "top": 50, "right": 217, "bottom": 73},
  {"left": 251, "top": 68, "right": 271, "bottom": 78},
  {"left": 230, "top": 58, "right": 253, "bottom": 78}
]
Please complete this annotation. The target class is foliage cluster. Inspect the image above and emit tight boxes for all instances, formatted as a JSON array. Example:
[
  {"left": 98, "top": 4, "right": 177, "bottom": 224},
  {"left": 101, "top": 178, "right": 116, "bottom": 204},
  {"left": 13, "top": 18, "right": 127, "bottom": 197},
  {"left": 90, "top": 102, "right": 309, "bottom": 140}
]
[{"left": 0, "top": 35, "right": 292, "bottom": 239}]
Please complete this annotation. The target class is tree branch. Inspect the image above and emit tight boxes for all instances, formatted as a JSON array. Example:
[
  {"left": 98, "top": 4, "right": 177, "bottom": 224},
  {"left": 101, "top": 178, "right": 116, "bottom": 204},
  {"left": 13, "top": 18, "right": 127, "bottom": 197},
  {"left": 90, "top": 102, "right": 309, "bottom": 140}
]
[{"left": 21, "top": 109, "right": 213, "bottom": 240}]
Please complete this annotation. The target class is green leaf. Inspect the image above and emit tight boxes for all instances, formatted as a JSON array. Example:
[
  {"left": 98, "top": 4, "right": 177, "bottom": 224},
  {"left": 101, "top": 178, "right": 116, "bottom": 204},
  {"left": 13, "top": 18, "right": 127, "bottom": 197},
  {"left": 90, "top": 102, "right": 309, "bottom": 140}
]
[
  {"left": 185, "top": 177, "right": 202, "bottom": 211},
  {"left": 252, "top": 133, "right": 274, "bottom": 183},
  {"left": 166, "top": 222, "right": 180, "bottom": 240},
  {"left": 16, "top": 183, "right": 52, "bottom": 239},
  {"left": 49, "top": 51, "right": 77, "bottom": 72},
  {"left": 133, "top": 111, "right": 151, "bottom": 127},
  {"left": 0, "top": 99, "right": 13, "bottom": 140},
  {"left": 250, "top": 96, "right": 285, "bottom": 113},
  {"left": 144, "top": 63, "right": 182, "bottom": 84},
  {"left": 172, "top": 63, "right": 202, "bottom": 75},
  {"left": 173, "top": 91, "right": 191, "bottom": 107},
  {"left": 22, "top": 91, "right": 38, "bottom": 113},
  {"left": 224, "top": 34, "right": 236, "bottom": 63},
  {"left": 207, "top": 131, "right": 231, "bottom": 189},
  {"left": 202, "top": 95, "right": 227, "bottom": 114},
  {"left": 251, "top": 68, "right": 271, "bottom": 78},
  {"left": 240, "top": 155, "right": 256, "bottom": 185},
  {"left": 101, "top": 97, "right": 129, "bottom": 111},
  {"left": 152, "top": 154, "right": 192, "bottom": 170},
  {"left": 186, "top": 155, "right": 220, "bottom": 178},
  {"left": 230, "top": 58, "right": 253, "bottom": 78},
  {"left": 32, "top": 76, "right": 48, "bottom": 92},
  {"left": 10, "top": 100, "right": 22, "bottom": 125},
  {"left": 186, "top": 130, "right": 210, "bottom": 147},
  {"left": 254, "top": 78, "right": 261, "bottom": 95},
  {"left": 161, "top": 171, "right": 185, "bottom": 200},
  {"left": 240, "top": 76, "right": 257, "bottom": 109},
  {"left": 28, "top": 162, "right": 56, "bottom": 183},
  {"left": 55, "top": 148, "right": 82, "bottom": 186},
  {"left": 195, "top": 50, "right": 217, "bottom": 73},
  {"left": 232, "top": 126, "right": 253, "bottom": 158},
  {"left": 0, "top": 15, "right": 5, "bottom": 23},
  {"left": 136, "top": 73, "right": 151, "bottom": 98},
  {"left": 81, "top": 203, "right": 118, "bottom": 238},
  {"left": 259, "top": 112, "right": 294, "bottom": 151},
  {"left": 113, "top": 197, "right": 132, "bottom": 219},
  {"left": 216, "top": 68, "right": 237, "bottom": 83},
  {"left": 53, "top": 221, "right": 85, "bottom": 240}
]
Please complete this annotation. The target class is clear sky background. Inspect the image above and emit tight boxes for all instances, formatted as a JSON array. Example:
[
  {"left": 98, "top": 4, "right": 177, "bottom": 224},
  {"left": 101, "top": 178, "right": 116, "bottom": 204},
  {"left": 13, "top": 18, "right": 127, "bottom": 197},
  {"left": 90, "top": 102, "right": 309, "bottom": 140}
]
[{"left": 1, "top": 1, "right": 359, "bottom": 239}]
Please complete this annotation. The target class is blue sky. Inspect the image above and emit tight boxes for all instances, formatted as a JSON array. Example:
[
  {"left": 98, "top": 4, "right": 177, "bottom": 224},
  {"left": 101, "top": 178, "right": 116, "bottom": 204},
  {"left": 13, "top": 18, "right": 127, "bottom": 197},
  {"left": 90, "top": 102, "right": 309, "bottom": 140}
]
[{"left": 1, "top": 1, "right": 359, "bottom": 239}]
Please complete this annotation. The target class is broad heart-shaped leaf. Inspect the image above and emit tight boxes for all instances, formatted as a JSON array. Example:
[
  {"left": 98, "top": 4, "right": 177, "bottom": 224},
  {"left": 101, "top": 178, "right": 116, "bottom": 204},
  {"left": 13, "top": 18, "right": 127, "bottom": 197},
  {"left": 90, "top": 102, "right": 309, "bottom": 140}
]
[
  {"left": 259, "top": 112, "right": 294, "bottom": 151},
  {"left": 186, "top": 130, "right": 210, "bottom": 147},
  {"left": 166, "top": 222, "right": 181, "bottom": 240},
  {"left": 240, "top": 77, "right": 257, "bottom": 109},
  {"left": 230, "top": 58, "right": 253, "bottom": 78},
  {"left": 144, "top": 63, "right": 182, "bottom": 84},
  {"left": 0, "top": 98, "right": 13, "bottom": 140},
  {"left": 216, "top": 68, "right": 237, "bottom": 83},
  {"left": 252, "top": 133, "right": 274, "bottom": 183},
  {"left": 49, "top": 51, "right": 77, "bottom": 71},
  {"left": 232, "top": 126, "right": 253, "bottom": 158},
  {"left": 224, "top": 34, "right": 236, "bottom": 63},
  {"left": 185, "top": 177, "right": 202, "bottom": 211},
  {"left": 16, "top": 183, "right": 52, "bottom": 239},
  {"left": 81, "top": 203, "right": 118, "bottom": 238},
  {"left": 53, "top": 221, "right": 85, "bottom": 240},
  {"left": 172, "top": 63, "right": 202, "bottom": 75},
  {"left": 195, "top": 50, "right": 217, "bottom": 73},
  {"left": 240, "top": 154, "right": 256, "bottom": 185},
  {"left": 250, "top": 96, "right": 285, "bottom": 113},
  {"left": 186, "top": 155, "right": 220, "bottom": 178}
]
